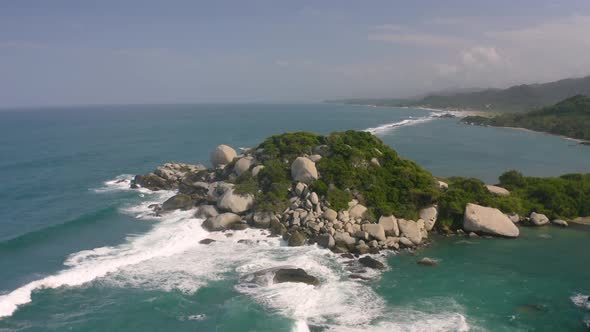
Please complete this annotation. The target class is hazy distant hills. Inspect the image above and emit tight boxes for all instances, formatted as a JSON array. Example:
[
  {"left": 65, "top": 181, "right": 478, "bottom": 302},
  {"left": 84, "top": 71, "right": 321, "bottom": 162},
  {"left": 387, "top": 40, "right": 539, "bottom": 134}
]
[{"left": 328, "top": 75, "right": 590, "bottom": 113}]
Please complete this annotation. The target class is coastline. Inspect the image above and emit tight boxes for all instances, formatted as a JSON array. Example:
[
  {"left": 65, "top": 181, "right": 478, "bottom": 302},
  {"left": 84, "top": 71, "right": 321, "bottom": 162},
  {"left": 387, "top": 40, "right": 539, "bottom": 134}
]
[{"left": 465, "top": 123, "right": 590, "bottom": 145}]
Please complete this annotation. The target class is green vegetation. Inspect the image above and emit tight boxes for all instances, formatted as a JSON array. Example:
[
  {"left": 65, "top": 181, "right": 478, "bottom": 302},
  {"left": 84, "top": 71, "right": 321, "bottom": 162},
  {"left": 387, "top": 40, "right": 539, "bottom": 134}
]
[
  {"left": 330, "top": 75, "right": 590, "bottom": 113},
  {"left": 234, "top": 130, "right": 590, "bottom": 229},
  {"left": 462, "top": 95, "right": 590, "bottom": 141},
  {"left": 238, "top": 130, "right": 439, "bottom": 218},
  {"left": 437, "top": 171, "right": 590, "bottom": 230}
]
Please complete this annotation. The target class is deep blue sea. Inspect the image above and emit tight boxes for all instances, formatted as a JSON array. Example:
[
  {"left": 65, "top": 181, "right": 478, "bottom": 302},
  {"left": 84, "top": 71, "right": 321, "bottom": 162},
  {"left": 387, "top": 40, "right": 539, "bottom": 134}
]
[{"left": 0, "top": 103, "right": 589, "bottom": 331}]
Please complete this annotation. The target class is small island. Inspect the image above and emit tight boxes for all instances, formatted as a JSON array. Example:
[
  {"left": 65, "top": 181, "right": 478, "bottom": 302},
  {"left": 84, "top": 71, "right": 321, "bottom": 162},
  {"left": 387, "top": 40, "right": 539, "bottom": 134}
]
[{"left": 130, "top": 130, "right": 590, "bottom": 258}]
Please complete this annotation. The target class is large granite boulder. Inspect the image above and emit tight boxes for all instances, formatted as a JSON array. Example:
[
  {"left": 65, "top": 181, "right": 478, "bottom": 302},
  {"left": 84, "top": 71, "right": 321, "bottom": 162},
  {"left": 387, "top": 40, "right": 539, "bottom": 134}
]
[
  {"left": 438, "top": 181, "right": 449, "bottom": 190},
  {"left": 463, "top": 203, "right": 519, "bottom": 237},
  {"left": 217, "top": 188, "right": 254, "bottom": 214},
  {"left": 291, "top": 157, "right": 318, "bottom": 183},
  {"left": 162, "top": 194, "right": 193, "bottom": 211},
  {"left": 530, "top": 212, "right": 550, "bottom": 226},
  {"left": 378, "top": 215, "right": 399, "bottom": 236},
  {"left": 210, "top": 144, "right": 237, "bottom": 168},
  {"left": 361, "top": 224, "right": 386, "bottom": 241},
  {"left": 203, "top": 213, "right": 242, "bottom": 231},
  {"left": 233, "top": 157, "right": 253, "bottom": 176},
  {"left": 486, "top": 185, "right": 511, "bottom": 197},
  {"left": 419, "top": 206, "right": 438, "bottom": 231},
  {"left": 397, "top": 219, "right": 423, "bottom": 245},
  {"left": 348, "top": 204, "right": 367, "bottom": 219}
]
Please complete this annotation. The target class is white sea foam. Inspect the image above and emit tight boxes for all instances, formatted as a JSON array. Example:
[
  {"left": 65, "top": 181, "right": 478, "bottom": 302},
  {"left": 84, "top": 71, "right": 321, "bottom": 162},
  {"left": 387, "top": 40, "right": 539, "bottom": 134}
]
[
  {"left": 364, "top": 111, "right": 456, "bottom": 135},
  {"left": 1, "top": 179, "right": 473, "bottom": 331},
  {"left": 571, "top": 293, "right": 590, "bottom": 310}
]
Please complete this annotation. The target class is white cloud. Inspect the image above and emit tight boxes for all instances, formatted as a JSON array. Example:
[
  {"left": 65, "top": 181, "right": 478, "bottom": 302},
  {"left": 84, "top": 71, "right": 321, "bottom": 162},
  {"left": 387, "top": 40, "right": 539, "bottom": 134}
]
[{"left": 461, "top": 47, "right": 501, "bottom": 67}]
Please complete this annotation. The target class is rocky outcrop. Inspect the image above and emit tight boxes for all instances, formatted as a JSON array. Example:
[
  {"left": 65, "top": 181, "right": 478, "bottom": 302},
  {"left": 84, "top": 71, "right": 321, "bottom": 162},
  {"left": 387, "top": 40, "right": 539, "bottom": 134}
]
[
  {"left": 290, "top": 157, "right": 318, "bottom": 183},
  {"left": 133, "top": 173, "right": 173, "bottom": 191},
  {"left": 210, "top": 144, "right": 237, "bottom": 168},
  {"left": 463, "top": 203, "right": 519, "bottom": 237},
  {"left": 217, "top": 188, "right": 254, "bottom": 214},
  {"left": 273, "top": 268, "right": 320, "bottom": 286},
  {"left": 530, "top": 212, "right": 549, "bottom": 226},
  {"left": 162, "top": 194, "right": 193, "bottom": 211},
  {"left": 486, "top": 185, "right": 510, "bottom": 196},
  {"left": 203, "top": 213, "right": 242, "bottom": 231},
  {"left": 419, "top": 206, "right": 438, "bottom": 231},
  {"left": 359, "top": 256, "right": 385, "bottom": 269}
]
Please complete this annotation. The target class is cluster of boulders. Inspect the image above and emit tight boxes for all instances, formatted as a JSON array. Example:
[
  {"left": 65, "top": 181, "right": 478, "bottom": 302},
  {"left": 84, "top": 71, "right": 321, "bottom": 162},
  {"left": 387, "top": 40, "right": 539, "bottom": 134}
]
[{"left": 131, "top": 143, "right": 572, "bottom": 257}]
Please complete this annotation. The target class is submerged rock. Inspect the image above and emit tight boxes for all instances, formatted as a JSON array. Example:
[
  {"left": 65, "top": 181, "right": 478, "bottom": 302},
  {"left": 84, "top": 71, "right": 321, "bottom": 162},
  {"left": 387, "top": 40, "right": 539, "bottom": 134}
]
[
  {"left": 418, "top": 257, "right": 438, "bottom": 266},
  {"left": 463, "top": 203, "right": 519, "bottom": 238},
  {"left": 199, "top": 238, "right": 216, "bottom": 245}
]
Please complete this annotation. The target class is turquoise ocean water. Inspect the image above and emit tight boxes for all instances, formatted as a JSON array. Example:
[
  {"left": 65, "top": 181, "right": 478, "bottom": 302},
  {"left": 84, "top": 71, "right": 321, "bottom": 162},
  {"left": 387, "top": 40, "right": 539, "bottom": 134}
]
[{"left": 0, "top": 103, "right": 589, "bottom": 331}]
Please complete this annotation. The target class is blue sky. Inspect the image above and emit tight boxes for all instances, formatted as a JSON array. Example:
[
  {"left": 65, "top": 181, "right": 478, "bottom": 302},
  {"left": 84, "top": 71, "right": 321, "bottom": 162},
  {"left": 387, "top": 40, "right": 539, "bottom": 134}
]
[{"left": 1, "top": 0, "right": 590, "bottom": 107}]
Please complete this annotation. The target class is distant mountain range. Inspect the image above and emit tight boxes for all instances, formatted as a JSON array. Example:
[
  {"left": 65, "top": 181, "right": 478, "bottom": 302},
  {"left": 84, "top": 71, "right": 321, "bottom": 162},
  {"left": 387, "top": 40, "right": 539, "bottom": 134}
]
[{"left": 328, "top": 75, "right": 590, "bottom": 113}]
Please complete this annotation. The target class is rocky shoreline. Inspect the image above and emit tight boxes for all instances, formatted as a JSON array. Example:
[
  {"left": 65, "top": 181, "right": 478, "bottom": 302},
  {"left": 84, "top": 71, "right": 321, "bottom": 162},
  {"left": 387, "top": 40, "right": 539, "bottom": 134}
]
[{"left": 130, "top": 139, "right": 571, "bottom": 260}]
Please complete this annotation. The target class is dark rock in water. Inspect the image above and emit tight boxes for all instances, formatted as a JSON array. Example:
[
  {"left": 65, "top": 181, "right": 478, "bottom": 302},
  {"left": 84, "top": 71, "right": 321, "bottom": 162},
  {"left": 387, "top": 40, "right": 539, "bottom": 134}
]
[
  {"left": 359, "top": 256, "right": 385, "bottom": 269},
  {"left": 230, "top": 223, "right": 249, "bottom": 230},
  {"left": 340, "top": 253, "right": 355, "bottom": 259},
  {"left": 418, "top": 257, "right": 438, "bottom": 266},
  {"left": 273, "top": 268, "right": 320, "bottom": 286},
  {"left": 133, "top": 173, "right": 172, "bottom": 191},
  {"left": 516, "top": 303, "right": 549, "bottom": 314},
  {"left": 269, "top": 219, "right": 287, "bottom": 236},
  {"left": 288, "top": 231, "right": 308, "bottom": 246},
  {"left": 162, "top": 194, "right": 193, "bottom": 211},
  {"left": 349, "top": 274, "right": 372, "bottom": 281},
  {"left": 203, "top": 213, "right": 241, "bottom": 231},
  {"left": 199, "top": 238, "right": 216, "bottom": 245},
  {"left": 147, "top": 204, "right": 162, "bottom": 211},
  {"left": 237, "top": 239, "right": 255, "bottom": 245}
]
